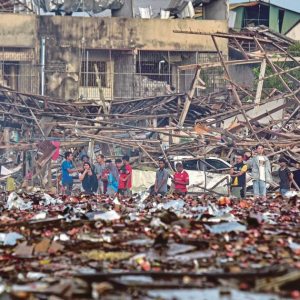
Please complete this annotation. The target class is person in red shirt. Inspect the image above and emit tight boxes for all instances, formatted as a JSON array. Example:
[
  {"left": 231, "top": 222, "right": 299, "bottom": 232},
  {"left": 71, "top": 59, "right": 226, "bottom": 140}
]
[
  {"left": 172, "top": 163, "right": 189, "bottom": 196},
  {"left": 118, "top": 165, "right": 130, "bottom": 196},
  {"left": 101, "top": 160, "right": 111, "bottom": 194},
  {"left": 122, "top": 155, "right": 132, "bottom": 197}
]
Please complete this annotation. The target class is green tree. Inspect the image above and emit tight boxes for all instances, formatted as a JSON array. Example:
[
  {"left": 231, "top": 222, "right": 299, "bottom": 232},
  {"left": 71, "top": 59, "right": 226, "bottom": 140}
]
[{"left": 253, "top": 42, "right": 300, "bottom": 93}]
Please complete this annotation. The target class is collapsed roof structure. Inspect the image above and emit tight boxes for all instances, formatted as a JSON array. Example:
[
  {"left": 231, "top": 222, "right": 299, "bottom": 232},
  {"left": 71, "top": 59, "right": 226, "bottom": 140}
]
[{"left": 1, "top": 25, "right": 300, "bottom": 193}]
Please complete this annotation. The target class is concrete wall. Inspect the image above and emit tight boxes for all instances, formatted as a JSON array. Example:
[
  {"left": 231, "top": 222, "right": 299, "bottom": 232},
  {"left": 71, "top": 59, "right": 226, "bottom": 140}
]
[
  {"left": 228, "top": 48, "right": 257, "bottom": 87},
  {"left": 38, "top": 16, "right": 228, "bottom": 52},
  {"left": 0, "top": 14, "right": 228, "bottom": 99},
  {"left": 223, "top": 99, "right": 285, "bottom": 128},
  {"left": 38, "top": 16, "right": 228, "bottom": 99},
  {"left": 0, "top": 15, "right": 36, "bottom": 47},
  {"left": 203, "top": 0, "right": 229, "bottom": 21},
  {"left": 286, "top": 23, "right": 300, "bottom": 41}
]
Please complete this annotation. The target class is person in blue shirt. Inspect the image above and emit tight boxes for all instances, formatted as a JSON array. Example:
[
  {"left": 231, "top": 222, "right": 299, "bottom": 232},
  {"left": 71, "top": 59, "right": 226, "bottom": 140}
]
[
  {"left": 107, "top": 162, "right": 119, "bottom": 196},
  {"left": 61, "top": 152, "right": 83, "bottom": 195}
]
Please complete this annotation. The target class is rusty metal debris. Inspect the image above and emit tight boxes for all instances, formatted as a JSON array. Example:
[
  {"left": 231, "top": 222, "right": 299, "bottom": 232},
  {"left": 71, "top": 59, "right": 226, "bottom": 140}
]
[
  {"left": 0, "top": 27, "right": 300, "bottom": 196},
  {"left": 0, "top": 27, "right": 299, "bottom": 299},
  {"left": 0, "top": 191, "right": 298, "bottom": 299}
]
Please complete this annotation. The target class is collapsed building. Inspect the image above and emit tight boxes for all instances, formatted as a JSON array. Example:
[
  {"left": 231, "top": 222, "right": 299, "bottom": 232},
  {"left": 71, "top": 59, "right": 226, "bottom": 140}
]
[
  {"left": 0, "top": 14, "right": 227, "bottom": 100},
  {"left": 0, "top": 0, "right": 230, "bottom": 101}
]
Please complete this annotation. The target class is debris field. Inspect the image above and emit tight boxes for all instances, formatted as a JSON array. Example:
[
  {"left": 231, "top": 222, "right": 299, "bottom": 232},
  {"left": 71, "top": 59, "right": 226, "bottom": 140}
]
[{"left": 0, "top": 190, "right": 300, "bottom": 300}]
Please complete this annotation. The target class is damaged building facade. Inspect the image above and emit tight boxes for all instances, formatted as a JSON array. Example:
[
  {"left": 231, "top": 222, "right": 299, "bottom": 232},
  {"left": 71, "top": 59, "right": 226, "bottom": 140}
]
[{"left": 0, "top": 5, "right": 228, "bottom": 100}]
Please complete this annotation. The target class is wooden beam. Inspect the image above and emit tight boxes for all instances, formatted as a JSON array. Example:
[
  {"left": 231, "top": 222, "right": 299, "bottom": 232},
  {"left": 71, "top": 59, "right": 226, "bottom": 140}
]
[
  {"left": 254, "top": 37, "right": 300, "bottom": 107},
  {"left": 256, "top": 65, "right": 300, "bottom": 82},
  {"left": 47, "top": 160, "right": 52, "bottom": 189},
  {"left": 179, "top": 57, "right": 300, "bottom": 71},
  {"left": 233, "top": 37, "right": 249, "bottom": 60},
  {"left": 179, "top": 58, "right": 263, "bottom": 71},
  {"left": 232, "top": 101, "right": 291, "bottom": 132},
  {"left": 95, "top": 64, "right": 108, "bottom": 115},
  {"left": 128, "top": 132, "right": 159, "bottom": 167},
  {"left": 211, "top": 35, "right": 259, "bottom": 141},
  {"left": 274, "top": 64, "right": 300, "bottom": 87},
  {"left": 178, "top": 68, "right": 202, "bottom": 126},
  {"left": 253, "top": 59, "right": 266, "bottom": 117},
  {"left": 173, "top": 30, "right": 274, "bottom": 43},
  {"left": 223, "top": 77, "right": 254, "bottom": 99},
  {"left": 29, "top": 109, "right": 45, "bottom": 136}
]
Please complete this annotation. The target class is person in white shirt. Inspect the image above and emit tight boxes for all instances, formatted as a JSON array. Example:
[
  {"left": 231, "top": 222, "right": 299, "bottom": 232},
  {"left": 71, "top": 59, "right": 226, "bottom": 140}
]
[{"left": 247, "top": 144, "right": 272, "bottom": 200}]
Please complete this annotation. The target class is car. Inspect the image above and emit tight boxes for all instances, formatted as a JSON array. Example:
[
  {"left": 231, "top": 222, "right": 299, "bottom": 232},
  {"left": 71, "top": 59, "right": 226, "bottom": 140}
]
[{"left": 132, "top": 156, "right": 236, "bottom": 195}]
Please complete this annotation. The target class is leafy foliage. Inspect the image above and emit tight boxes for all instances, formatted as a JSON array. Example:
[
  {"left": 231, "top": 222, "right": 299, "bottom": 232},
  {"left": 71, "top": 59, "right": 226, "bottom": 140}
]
[{"left": 253, "top": 42, "right": 300, "bottom": 92}]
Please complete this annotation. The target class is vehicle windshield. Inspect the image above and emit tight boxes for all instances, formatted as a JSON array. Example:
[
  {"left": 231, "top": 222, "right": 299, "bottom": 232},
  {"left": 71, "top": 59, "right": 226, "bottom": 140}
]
[
  {"left": 182, "top": 160, "right": 199, "bottom": 171},
  {"left": 205, "top": 159, "right": 229, "bottom": 170}
]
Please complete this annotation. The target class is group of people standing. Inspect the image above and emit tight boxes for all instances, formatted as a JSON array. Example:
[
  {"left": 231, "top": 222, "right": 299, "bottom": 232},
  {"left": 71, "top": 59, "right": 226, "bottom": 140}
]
[
  {"left": 153, "top": 159, "right": 189, "bottom": 196},
  {"left": 61, "top": 144, "right": 293, "bottom": 199},
  {"left": 230, "top": 144, "right": 293, "bottom": 199},
  {"left": 61, "top": 152, "right": 132, "bottom": 196}
]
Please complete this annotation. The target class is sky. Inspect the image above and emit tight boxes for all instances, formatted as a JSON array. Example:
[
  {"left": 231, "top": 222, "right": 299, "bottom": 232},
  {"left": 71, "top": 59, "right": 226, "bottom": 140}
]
[
  {"left": 231, "top": 0, "right": 300, "bottom": 13},
  {"left": 44, "top": 0, "right": 300, "bottom": 16},
  {"left": 134, "top": 0, "right": 300, "bottom": 16}
]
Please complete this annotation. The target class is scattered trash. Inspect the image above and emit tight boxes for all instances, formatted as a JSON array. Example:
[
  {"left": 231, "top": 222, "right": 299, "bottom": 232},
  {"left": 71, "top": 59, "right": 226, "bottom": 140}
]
[{"left": 0, "top": 191, "right": 298, "bottom": 299}]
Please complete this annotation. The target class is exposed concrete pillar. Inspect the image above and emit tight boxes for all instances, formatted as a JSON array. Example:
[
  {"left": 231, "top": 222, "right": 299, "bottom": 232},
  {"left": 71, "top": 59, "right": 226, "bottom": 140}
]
[
  {"left": 10, "top": 65, "right": 18, "bottom": 90},
  {"left": 112, "top": 0, "right": 133, "bottom": 17},
  {"left": 3, "top": 127, "right": 10, "bottom": 155},
  {"left": 203, "top": 0, "right": 229, "bottom": 21}
]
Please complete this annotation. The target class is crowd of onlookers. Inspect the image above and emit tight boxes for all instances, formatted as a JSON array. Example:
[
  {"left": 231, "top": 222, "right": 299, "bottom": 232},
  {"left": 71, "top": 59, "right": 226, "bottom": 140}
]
[
  {"left": 60, "top": 152, "right": 190, "bottom": 197},
  {"left": 61, "top": 144, "right": 293, "bottom": 198},
  {"left": 61, "top": 152, "right": 132, "bottom": 196},
  {"left": 230, "top": 144, "right": 293, "bottom": 199}
]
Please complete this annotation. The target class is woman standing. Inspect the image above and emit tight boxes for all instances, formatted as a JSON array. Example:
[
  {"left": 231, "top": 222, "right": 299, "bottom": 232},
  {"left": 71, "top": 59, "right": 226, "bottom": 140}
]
[
  {"left": 79, "top": 162, "right": 98, "bottom": 194},
  {"left": 107, "top": 162, "right": 119, "bottom": 196}
]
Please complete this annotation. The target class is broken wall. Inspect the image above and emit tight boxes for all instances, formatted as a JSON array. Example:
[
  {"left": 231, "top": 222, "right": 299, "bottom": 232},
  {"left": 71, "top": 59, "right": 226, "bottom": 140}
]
[
  {"left": 223, "top": 98, "right": 285, "bottom": 128},
  {"left": 38, "top": 16, "right": 228, "bottom": 99},
  {"left": 0, "top": 14, "right": 228, "bottom": 99},
  {"left": 228, "top": 48, "right": 256, "bottom": 87}
]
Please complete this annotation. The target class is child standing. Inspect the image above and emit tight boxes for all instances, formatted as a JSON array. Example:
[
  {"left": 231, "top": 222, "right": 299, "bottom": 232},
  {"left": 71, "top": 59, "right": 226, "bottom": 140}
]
[{"left": 118, "top": 165, "right": 130, "bottom": 197}]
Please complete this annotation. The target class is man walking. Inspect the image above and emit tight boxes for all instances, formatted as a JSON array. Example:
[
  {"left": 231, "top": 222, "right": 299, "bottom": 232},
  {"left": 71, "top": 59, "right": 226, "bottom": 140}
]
[
  {"left": 61, "top": 152, "right": 82, "bottom": 195},
  {"left": 247, "top": 144, "right": 272, "bottom": 200},
  {"left": 230, "top": 154, "right": 248, "bottom": 198},
  {"left": 94, "top": 154, "right": 105, "bottom": 194},
  {"left": 172, "top": 163, "right": 189, "bottom": 196},
  {"left": 153, "top": 159, "right": 169, "bottom": 196},
  {"left": 122, "top": 155, "right": 132, "bottom": 197},
  {"left": 278, "top": 158, "right": 293, "bottom": 196}
]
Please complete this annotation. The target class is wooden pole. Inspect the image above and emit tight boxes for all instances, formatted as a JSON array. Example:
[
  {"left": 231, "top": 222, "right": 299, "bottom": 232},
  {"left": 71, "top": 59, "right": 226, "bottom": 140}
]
[
  {"left": 179, "top": 68, "right": 202, "bottom": 126},
  {"left": 211, "top": 36, "right": 259, "bottom": 142},
  {"left": 253, "top": 59, "right": 266, "bottom": 117},
  {"left": 47, "top": 160, "right": 52, "bottom": 189},
  {"left": 3, "top": 127, "right": 10, "bottom": 155}
]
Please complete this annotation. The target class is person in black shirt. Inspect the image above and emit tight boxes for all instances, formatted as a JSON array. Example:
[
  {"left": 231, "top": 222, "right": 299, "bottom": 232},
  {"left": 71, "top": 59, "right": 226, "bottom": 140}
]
[
  {"left": 230, "top": 154, "right": 248, "bottom": 198},
  {"left": 79, "top": 162, "right": 98, "bottom": 194},
  {"left": 278, "top": 158, "right": 293, "bottom": 196}
]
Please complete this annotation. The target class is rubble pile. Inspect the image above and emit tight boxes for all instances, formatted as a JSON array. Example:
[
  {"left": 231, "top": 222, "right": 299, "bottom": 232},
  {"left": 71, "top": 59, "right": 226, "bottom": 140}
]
[
  {"left": 1, "top": 28, "right": 300, "bottom": 194},
  {"left": 0, "top": 190, "right": 299, "bottom": 299}
]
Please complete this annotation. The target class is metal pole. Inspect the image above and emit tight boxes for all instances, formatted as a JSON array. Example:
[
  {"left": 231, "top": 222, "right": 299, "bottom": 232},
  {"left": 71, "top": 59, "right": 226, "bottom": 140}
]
[
  {"left": 138, "top": 50, "right": 142, "bottom": 97},
  {"left": 38, "top": 0, "right": 41, "bottom": 15},
  {"left": 86, "top": 51, "right": 89, "bottom": 99},
  {"left": 40, "top": 36, "right": 45, "bottom": 95},
  {"left": 83, "top": 49, "right": 86, "bottom": 98},
  {"left": 110, "top": 49, "right": 112, "bottom": 102},
  {"left": 196, "top": 51, "right": 198, "bottom": 96},
  {"left": 168, "top": 51, "right": 171, "bottom": 86}
]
